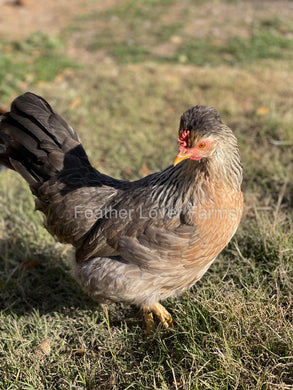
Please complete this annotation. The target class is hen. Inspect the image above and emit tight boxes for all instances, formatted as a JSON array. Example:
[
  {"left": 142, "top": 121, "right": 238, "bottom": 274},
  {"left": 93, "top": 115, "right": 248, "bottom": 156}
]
[{"left": 0, "top": 93, "right": 243, "bottom": 332}]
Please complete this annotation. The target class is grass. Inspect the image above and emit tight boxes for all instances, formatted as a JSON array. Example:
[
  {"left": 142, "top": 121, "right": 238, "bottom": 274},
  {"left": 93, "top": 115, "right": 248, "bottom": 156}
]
[
  {"left": 0, "top": 33, "right": 78, "bottom": 99},
  {"left": 73, "top": 1, "right": 293, "bottom": 65},
  {"left": 0, "top": 0, "right": 293, "bottom": 389}
]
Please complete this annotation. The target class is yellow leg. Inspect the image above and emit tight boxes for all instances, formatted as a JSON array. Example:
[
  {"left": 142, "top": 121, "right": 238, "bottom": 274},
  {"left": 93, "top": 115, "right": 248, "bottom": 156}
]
[
  {"left": 142, "top": 304, "right": 156, "bottom": 334},
  {"left": 142, "top": 302, "right": 173, "bottom": 334}
]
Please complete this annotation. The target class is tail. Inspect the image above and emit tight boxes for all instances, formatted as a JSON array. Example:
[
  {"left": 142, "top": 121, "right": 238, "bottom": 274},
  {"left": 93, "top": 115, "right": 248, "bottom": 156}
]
[
  {"left": 0, "top": 93, "right": 114, "bottom": 246},
  {"left": 0, "top": 92, "right": 90, "bottom": 191}
]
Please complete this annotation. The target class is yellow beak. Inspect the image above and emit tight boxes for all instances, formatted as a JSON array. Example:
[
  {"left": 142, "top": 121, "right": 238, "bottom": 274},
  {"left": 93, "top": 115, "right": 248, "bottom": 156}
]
[{"left": 173, "top": 153, "right": 191, "bottom": 166}]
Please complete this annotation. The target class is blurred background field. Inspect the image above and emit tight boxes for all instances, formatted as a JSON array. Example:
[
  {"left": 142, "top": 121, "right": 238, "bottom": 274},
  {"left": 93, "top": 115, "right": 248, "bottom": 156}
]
[{"left": 0, "top": 0, "right": 292, "bottom": 389}]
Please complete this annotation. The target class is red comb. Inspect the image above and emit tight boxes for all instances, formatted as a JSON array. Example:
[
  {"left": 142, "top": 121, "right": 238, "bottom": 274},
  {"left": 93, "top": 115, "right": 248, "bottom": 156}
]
[{"left": 177, "top": 130, "right": 190, "bottom": 148}]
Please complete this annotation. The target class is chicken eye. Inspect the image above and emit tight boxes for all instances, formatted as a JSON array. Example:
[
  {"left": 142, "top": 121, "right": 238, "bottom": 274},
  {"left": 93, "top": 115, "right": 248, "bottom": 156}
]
[{"left": 198, "top": 142, "right": 206, "bottom": 149}]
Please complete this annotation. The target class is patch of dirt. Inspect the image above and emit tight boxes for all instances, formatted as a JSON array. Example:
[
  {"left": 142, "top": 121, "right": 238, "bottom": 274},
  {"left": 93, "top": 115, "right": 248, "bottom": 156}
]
[{"left": 0, "top": 0, "right": 119, "bottom": 39}]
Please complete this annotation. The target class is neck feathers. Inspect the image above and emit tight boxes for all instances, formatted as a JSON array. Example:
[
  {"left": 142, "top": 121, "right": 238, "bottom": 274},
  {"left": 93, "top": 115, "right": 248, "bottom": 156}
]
[{"left": 150, "top": 132, "right": 242, "bottom": 208}]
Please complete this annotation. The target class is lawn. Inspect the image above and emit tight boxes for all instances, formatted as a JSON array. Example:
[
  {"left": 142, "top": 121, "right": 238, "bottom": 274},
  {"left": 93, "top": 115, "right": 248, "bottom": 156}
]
[{"left": 0, "top": 0, "right": 292, "bottom": 389}]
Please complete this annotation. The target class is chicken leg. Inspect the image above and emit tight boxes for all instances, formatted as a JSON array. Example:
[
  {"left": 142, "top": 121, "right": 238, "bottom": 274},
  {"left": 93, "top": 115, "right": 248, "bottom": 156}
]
[{"left": 143, "top": 302, "right": 173, "bottom": 334}]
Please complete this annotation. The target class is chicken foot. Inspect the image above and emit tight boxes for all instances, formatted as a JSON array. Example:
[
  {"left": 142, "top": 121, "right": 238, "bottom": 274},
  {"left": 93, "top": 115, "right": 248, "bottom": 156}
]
[{"left": 142, "top": 302, "right": 173, "bottom": 334}]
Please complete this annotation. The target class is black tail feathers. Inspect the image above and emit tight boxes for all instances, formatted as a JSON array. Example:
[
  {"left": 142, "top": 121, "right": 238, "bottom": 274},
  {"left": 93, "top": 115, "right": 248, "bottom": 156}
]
[{"left": 0, "top": 92, "right": 89, "bottom": 189}]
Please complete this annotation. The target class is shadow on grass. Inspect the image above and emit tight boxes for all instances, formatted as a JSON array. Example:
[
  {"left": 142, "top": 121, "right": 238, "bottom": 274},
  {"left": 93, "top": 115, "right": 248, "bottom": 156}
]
[
  {"left": 0, "top": 238, "right": 96, "bottom": 316},
  {"left": 0, "top": 237, "right": 143, "bottom": 329}
]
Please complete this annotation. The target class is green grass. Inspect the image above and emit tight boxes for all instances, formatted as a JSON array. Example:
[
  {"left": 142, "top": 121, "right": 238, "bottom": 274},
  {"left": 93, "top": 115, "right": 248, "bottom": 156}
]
[
  {"left": 0, "top": 33, "right": 78, "bottom": 99},
  {"left": 175, "top": 28, "right": 293, "bottom": 65},
  {"left": 1, "top": 0, "right": 293, "bottom": 389}
]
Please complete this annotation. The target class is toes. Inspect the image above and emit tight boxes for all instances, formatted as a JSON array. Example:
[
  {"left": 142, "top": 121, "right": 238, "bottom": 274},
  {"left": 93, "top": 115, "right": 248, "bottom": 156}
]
[
  {"left": 158, "top": 312, "right": 173, "bottom": 329},
  {"left": 142, "top": 303, "right": 173, "bottom": 333},
  {"left": 151, "top": 303, "right": 173, "bottom": 330}
]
